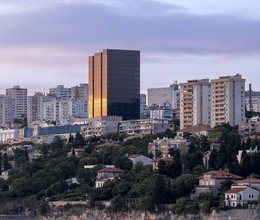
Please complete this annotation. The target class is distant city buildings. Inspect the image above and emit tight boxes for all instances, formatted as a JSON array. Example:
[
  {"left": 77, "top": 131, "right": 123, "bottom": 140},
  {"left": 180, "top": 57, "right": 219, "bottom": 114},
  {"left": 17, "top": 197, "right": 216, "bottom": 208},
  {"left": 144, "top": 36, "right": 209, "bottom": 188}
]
[
  {"left": 88, "top": 49, "right": 140, "bottom": 120},
  {"left": 148, "top": 82, "right": 180, "bottom": 110}
]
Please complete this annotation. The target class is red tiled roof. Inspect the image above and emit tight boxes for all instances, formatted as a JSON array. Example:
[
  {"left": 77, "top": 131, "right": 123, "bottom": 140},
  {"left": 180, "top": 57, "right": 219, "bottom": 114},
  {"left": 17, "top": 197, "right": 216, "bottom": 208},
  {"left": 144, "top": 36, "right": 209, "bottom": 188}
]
[
  {"left": 225, "top": 187, "right": 247, "bottom": 194},
  {"left": 238, "top": 178, "right": 260, "bottom": 184},
  {"left": 178, "top": 125, "right": 214, "bottom": 133},
  {"left": 97, "top": 167, "right": 125, "bottom": 173},
  {"left": 200, "top": 170, "right": 243, "bottom": 180}
]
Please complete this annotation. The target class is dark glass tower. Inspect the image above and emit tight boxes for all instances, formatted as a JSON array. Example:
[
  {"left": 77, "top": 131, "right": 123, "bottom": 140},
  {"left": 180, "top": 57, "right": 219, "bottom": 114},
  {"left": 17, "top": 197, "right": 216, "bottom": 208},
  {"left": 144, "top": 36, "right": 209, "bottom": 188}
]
[{"left": 88, "top": 49, "right": 140, "bottom": 120}]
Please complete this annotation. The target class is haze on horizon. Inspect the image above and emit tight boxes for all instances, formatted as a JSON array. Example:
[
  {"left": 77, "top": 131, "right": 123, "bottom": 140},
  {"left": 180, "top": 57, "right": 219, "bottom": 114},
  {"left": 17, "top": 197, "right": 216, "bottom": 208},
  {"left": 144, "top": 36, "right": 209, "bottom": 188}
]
[{"left": 0, "top": 0, "right": 260, "bottom": 95}]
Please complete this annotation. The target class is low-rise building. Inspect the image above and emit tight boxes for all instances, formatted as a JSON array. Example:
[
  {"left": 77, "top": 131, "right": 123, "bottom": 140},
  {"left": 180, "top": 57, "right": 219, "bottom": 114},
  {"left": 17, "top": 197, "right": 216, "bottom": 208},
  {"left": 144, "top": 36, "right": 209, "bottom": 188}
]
[
  {"left": 128, "top": 154, "right": 152, "bottom": 166},
  {"left": 239, "top": 116, "right": 260, "bottom": 136},
  {"left": 148, "top": 137, "right": 188, "bottom": 158},
  {"left": 119, "top": 119, "right": 174, "bottom": 135},
  {"left": 196, "top": 169, "right": 243, "bottom": 195},
  {"left": 224, "top": 186, "right": 259, "bottom": 207},
  {"left": 81, "top": 116, "right": 121, "bottom": 138},
  {"left": 236, "top": 178, "right": 260, "bottom": 191},
  {"left": 152, "top": 157, "right": 173, "bottom": 170},
  {"left": 0, "top": 129, "right": 19, "bottom": 144},
  {"left": 95, "top": 167, "right": 125, "bottom": 188},
  {"left": 177, "top": 125, "right": 214, "bottom": 138}
]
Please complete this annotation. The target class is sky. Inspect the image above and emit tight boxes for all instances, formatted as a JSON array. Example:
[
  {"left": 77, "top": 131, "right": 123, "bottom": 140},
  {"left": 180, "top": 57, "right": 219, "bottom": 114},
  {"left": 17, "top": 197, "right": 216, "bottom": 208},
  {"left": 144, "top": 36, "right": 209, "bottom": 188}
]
[{"left": 0, "top": 0, "right": 260, "bottom": 95}]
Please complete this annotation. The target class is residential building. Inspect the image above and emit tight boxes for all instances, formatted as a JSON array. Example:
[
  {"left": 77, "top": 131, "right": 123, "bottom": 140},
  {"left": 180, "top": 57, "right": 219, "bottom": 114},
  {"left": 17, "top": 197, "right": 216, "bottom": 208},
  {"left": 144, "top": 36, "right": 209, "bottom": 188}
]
[
  {"left": 179, "top": 79, "right": 211, "bottom": 129},
  {"left": 88, "top": 49, "right": 140, "bottom": 120},
  {"left": 95, "top": 167, "right": 125, "bottom": 188},
  {"left": 81, "top": 116, "right": 122, "bottom": 138},
  {"left": 211, "top": 74, "right": 245, "bottom": 127},
  {"left": 148, "top": 137, "right": 189, "bottom": 158},
  {"left": 43, "top": 99, "right": 88, "bottom": 125},
  {"left": 147, "top": 82, "right": 180, "bottom": 110},
  {"left": 140, "top": 94, "right": 148, "bottom": 119},
  {"left": 245, "top": 96, "right": 260, "bottom": 112},
  {"left": 224, "top": 186, "right": 259, "bottom": 207},
  {"left": 196, "top": 169, "right": 243, "bottom": 195},
  {"left": 237, "top": 178, "right": 260, "bottom": 191},
  {"left": 149, "top": 104, "right": 173, "bottom": 120},
  {"left": 6, "top": 86, "right": 28, "bottom": 121},
  {"left": 49, "top": 85, "right": 71, "bottom": 99},
  {"left": 71, "top": 83, "right": 88, "bottom": 101},
  {"left": 128, "top": 154, "right": 152, "bottom": 166},
  {"left": 239, "top": 116, "right": 260, "bottom": 135},
  {"left": 152, "top": 157, "right": 173, "bottom": 170},
  {"left": 0, "top": 95, "right": 12, "bottom": 126},
  {"left": 177, "top": 125, "right": 214, "bottom": 138},
  {"left": 119, "top": 119, "right": 174, "bottom": 135},
  {"left": 0, "top": 128, "right": 19, "bottom": 144},
  {"left": 27, "top": 92, "right": 52, "bottom": 124}
]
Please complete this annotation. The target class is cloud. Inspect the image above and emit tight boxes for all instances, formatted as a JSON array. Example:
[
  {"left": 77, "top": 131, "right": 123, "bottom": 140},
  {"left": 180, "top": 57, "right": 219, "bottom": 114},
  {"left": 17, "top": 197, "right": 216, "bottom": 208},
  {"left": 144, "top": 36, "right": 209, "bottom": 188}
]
[
  {"left": 0, "top": 0, "right": 259, "bottom": 57},
  {"left": 0, "top": 0, "right": 259, "bottom": 92}
]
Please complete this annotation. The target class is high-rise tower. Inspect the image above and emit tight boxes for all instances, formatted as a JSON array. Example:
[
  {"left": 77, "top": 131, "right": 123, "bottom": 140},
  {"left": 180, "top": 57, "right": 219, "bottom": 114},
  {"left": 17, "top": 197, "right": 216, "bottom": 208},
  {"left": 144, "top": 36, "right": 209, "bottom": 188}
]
[{"left": 88, "top": 49, "right": 140, "bottom": 120}]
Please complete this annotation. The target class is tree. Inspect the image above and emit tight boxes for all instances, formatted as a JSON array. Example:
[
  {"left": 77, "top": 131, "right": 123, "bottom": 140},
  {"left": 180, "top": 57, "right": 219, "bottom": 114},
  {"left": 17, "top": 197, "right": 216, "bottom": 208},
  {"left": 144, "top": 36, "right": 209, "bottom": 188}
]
[
  {"left": 208, "top": 148, "right": 218, "bottom": 169},
  {"left": 73, "top": 132, "right": 85, "bottom": 146},
  {"left": 0, "top": 153, "right": 2, "bottom": 175},
  {"left": 3, "top": 153, "right": 9, "bottom": 171},
  {"left": 113, "top": 156, "right": 133, "bottom": 171}
]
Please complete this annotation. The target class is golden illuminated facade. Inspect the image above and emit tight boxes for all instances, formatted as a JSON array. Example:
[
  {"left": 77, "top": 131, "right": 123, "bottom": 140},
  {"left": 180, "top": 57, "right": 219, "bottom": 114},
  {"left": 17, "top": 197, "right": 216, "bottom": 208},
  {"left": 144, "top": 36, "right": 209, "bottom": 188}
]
[{"left": 88, "top": 49, "right": 140, "bottom": 120}]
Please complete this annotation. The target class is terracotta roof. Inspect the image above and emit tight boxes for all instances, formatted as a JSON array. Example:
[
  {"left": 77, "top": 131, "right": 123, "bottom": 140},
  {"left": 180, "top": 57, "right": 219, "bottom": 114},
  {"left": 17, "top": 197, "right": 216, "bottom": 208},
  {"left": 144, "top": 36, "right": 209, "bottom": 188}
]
[
  {"left": 153, "top": 157, "right": 173, "bottom": 162},
  {"left": 178, "top": 125, "right": 214, "bottom": 133},
  {"left": 200, "top": 170, "right": 243, "bottom": 180},
  {"left": 225, "top": 187, "right": 247, "bottom": 194},
  {"left": 238, "top": 178, "right": 260, "bottom": 184},
  {"left": 97, "top": 167, "right": 125, "bottom": 173}
]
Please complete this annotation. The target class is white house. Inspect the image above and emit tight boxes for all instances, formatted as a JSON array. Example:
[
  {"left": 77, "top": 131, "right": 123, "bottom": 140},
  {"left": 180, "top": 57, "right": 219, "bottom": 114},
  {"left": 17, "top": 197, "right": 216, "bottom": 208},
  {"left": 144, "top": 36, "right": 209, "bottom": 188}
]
[
  {"left": 225, "top": 186, "right": 259, "bottom": 207},
  {"left": 95, "top": 167, "right": 124, "bottom": 188},
  {"left": 128, "top": 154, "right": 152, "bottom": 166}
]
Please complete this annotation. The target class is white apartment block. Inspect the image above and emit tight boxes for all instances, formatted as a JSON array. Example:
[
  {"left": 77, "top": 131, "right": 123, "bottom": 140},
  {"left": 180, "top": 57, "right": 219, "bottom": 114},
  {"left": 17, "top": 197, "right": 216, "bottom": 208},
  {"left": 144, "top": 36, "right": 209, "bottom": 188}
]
[
  {"left": 6, "top": 86, "right": 28, "bottom": 121},
  {"left": 148, "top": 82, "right": 180, "bottom": 110},
  {"left": 211, "top": 74, "right": 245, "bottom": 128},
  {"left": 0, "top": 95, "right": 12, "bottom": 126},
  {"left": 245, "top": 96, "right": 260, "bottom": 112},
  {"left": 71, "top": 83, "right": 88, "bottom": 101},
  {"left": 179, "top": 79, "right": 211, "bottom": 129},
  {"left": 27, "top": 93, "right": 53, "bottom": 124},
  {"left": 43, "top": 99, "right": 88, "bottom": 125},
  {"left": 49, "top": 85, "right": 71, "bottom": 100}
]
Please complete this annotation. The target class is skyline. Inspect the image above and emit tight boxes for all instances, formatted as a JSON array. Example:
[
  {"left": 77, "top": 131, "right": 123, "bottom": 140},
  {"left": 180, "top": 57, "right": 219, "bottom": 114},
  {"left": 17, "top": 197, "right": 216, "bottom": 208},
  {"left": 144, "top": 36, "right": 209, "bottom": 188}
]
[{"left": 0, "top": 0, "right": 260, "bottom": 94}]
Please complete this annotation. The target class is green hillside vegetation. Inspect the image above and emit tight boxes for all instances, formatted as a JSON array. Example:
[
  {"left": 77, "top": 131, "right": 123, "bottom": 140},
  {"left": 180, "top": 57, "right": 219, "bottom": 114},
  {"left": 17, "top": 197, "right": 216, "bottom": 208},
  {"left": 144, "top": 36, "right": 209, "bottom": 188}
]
[{"left": 0, "top": 125, "right": 260, "bottom": 215}]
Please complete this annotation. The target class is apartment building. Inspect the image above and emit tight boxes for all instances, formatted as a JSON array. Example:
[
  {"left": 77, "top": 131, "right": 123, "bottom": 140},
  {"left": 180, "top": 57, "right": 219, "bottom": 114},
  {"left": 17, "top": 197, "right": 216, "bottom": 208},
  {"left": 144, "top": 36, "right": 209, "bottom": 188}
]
[
  {"left": 179, "top": 79, "right": 211, "bottom": 129},
  {"left": 6, "top": 86, "right": 28, "bottom": 121},
  {"left": 211, "top": 74, "right": 245, "bottom": 127},
  {"left": 148, "top": 82, "right": 180, "bottom": 110},
  {"left": 0, "top": 95, "right": 12, "bottom": 126}
]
